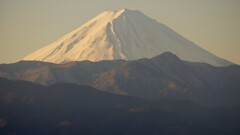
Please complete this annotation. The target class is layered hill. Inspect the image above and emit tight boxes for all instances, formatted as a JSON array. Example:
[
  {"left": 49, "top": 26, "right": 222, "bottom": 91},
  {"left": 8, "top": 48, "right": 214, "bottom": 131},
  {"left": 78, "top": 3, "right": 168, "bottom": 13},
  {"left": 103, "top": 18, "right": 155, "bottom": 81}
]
[
  {"left": 1, "top": 53, "right": 240, "bottom": 107},
  {"left": 0, "top": 78, "right": 240, "bottom": 135},
  {"left": 23, "top": 9, "right": 232, "bottom": 66}
]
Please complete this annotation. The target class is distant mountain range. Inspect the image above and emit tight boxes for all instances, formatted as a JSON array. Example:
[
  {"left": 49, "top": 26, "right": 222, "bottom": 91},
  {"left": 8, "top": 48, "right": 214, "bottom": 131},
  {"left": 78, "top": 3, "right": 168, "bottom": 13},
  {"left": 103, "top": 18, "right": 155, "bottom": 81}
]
[
  {"left": 0, "top": 8, "right": 239, "bottom": 135},
  {"left": 23, "top": 9, "right": 232, "bottom": 66},
  {"left": 0, "top": 78, "right": 240, "bottom": 135},
  {"left": 1, "top": 52, "right": 240, "bottom": 107}
]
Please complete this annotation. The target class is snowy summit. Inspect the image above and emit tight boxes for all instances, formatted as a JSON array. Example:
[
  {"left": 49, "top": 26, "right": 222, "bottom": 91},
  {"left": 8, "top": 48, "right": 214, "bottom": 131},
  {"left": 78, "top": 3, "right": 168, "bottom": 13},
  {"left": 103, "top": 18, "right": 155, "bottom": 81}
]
[{"left": 23, "top": 9, "right": 232, "bottom": 66}]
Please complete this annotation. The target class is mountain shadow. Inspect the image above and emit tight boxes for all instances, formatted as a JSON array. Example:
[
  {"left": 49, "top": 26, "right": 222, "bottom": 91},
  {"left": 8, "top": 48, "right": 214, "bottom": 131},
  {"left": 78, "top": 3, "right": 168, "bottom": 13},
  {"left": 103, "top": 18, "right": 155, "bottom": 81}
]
[{"left": 0, "top": 78, "right": 240, "bottom": 135}]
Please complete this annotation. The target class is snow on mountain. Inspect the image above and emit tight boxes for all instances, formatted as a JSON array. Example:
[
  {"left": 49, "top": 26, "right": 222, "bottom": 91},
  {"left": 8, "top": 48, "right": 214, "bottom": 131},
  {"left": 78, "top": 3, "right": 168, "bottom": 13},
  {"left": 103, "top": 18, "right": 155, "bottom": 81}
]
[{"left": 23, "top": 9, "right": 232, "bottom": 66}]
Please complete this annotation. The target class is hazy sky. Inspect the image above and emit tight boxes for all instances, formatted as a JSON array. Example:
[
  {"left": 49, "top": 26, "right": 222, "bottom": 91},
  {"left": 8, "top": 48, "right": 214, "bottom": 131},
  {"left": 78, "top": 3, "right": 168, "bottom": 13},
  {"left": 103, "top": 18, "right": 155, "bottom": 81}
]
[{"left": 0, "top": 0, "right": 240, "bottom": 64}]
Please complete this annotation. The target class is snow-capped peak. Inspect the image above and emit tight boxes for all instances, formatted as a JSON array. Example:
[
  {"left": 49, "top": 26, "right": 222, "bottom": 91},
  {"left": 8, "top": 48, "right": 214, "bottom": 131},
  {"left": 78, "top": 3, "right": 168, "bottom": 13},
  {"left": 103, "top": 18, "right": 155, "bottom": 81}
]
[{"left": 23, "top": 9, "right": 232, "bottom": 66}]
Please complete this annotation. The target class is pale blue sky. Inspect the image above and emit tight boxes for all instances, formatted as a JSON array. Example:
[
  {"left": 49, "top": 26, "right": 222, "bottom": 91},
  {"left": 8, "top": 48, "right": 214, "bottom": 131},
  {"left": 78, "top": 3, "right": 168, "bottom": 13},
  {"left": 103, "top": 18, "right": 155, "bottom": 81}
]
[{"left": 0, "top": 0, "right": 240, "bottom": 64}]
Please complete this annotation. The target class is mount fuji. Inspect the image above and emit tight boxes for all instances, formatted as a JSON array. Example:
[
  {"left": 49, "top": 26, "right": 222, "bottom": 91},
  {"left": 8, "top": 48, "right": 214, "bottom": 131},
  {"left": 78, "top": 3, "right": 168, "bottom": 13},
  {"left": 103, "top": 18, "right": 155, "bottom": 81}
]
[{"left": 23, "top": 9, "right": 232, "bottom": 66}]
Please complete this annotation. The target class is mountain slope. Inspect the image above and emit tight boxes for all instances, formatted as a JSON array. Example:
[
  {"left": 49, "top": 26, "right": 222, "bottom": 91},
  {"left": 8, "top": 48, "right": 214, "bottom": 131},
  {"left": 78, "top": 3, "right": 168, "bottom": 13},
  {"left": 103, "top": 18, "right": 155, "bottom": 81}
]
[
  {"left": 23, "top": 9, "right": 232, "bottom": 66},
  {"left": 2, "top": 53, "right": 240, "bottom": 107},
  {"left": 0, "top": 78, "right": 240, "bottom": 135},
  {"left": 91, "top": 52, "right": 240, "bottom": 107}
]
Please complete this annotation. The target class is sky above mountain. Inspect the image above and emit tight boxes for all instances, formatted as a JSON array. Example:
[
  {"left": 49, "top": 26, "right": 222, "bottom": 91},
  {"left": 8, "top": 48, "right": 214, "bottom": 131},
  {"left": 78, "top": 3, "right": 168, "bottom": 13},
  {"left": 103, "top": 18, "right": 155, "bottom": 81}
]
[{"left": 0, "top": 0, "right": 239, "bottom": 64}]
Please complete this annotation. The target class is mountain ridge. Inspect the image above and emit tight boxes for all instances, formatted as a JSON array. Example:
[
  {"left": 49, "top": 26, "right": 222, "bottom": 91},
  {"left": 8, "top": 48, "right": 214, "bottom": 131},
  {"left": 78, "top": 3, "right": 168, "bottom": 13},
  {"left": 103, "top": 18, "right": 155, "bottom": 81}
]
[{"left": 2, "top": 52, "right": 240, "bottom": 107}]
